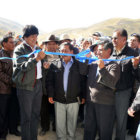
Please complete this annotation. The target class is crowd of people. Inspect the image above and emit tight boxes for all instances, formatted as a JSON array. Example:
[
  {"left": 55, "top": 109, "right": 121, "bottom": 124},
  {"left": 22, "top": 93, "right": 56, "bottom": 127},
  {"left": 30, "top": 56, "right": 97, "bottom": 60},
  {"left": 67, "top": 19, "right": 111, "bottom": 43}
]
[{"left": 0, "top": 25, "right": 140, "bottom": 140}]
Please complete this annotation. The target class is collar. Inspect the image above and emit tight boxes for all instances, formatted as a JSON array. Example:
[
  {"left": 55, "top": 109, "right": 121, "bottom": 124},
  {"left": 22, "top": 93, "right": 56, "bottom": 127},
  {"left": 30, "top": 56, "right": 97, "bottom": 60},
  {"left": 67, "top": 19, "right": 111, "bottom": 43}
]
[
  {"left": 115, "top": 45, "right": 126, "bottom": 55},
  {"left": 23, "top": 41, "right": 36, "bottom": 51},
  {"left": 113, "top": 44, "right": 129, "bottom": 56},
  {"left": 62, "top": 57, "right": 73, "bottom": 65},
  {"left": 2, "top": 49, "right": 12, "bottom": 57},
  {"left": 104, "top": 61, "right": 110, "bottom": 65}
]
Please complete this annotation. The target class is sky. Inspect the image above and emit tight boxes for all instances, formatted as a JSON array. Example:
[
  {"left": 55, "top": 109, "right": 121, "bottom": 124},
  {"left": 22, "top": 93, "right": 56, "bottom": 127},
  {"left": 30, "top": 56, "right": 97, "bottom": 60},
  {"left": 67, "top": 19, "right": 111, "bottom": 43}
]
[{"left": 0, "top": 0, "right": 140, "bottom": 33}]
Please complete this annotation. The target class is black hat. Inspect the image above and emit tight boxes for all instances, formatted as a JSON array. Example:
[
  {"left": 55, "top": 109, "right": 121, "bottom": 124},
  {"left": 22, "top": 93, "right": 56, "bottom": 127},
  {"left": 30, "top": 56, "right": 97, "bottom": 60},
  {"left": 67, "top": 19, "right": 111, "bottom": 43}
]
[
  {"left": 92, "top": 32, "right": 101, "bottom": 37},
  {"left": 23, "top": 25, "right": 39, "bottom": 38},
  {"left": 43, "top": 35, "right": 60, "bottom": 44}
]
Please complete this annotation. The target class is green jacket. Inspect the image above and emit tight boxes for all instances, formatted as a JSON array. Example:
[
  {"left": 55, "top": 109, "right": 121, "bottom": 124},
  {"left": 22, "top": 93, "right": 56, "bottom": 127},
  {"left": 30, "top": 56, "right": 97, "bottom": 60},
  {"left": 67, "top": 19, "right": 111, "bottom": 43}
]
[{"left": 12, "top": 43, "right": 40, "bottom": 91}]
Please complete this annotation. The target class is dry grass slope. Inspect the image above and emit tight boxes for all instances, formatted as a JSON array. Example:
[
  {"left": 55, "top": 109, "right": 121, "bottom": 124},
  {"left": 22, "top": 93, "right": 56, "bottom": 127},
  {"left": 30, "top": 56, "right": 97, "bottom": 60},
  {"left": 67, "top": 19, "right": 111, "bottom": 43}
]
[
  {"left": 39, "top": 18, "right": 140, "bottom": 41},
  {"left": 0, "top": 17, "right": 23, "bottom": 38},
  {"left": 0, "top": 17, "right": 140, "bottom": 41}
]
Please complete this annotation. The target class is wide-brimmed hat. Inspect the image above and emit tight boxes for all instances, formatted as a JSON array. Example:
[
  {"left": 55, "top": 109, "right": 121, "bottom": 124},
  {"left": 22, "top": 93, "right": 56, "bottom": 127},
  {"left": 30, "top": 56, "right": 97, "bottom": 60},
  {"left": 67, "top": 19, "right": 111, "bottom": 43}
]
[
  {"left": 60, "top": 34, "right": 72, "bottom": 42},
  {"left": 43, "top": 35, "right": 60, "bottom": 44}
]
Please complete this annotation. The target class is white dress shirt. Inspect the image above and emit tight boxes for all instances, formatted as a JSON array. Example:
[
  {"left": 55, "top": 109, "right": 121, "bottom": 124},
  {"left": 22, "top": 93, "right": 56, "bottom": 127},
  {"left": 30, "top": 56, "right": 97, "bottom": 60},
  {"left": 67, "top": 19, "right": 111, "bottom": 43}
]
[{"left": 24, "top": 41, "right": 42, "bottom": 79}]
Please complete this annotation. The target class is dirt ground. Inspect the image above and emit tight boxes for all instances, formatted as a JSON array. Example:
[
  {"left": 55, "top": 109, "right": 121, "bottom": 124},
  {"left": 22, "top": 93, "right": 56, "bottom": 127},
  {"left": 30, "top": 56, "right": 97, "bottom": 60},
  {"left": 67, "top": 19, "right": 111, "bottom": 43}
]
[{"left": 7, "top": 124, "right": 135, "bottom": 140}]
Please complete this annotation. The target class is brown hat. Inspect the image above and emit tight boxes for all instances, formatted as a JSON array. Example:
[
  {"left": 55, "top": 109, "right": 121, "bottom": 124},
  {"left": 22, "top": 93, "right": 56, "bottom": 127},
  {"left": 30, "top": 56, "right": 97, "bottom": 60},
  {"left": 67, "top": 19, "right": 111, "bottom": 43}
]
[{"left": 43, "top": 35, "right": 60, "bottom": 44}]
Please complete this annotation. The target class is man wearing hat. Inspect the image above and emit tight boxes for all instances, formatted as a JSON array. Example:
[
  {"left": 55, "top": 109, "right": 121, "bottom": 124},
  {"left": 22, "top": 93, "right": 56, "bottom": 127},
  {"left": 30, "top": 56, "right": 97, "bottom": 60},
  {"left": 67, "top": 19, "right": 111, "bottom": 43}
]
[
  {"left": 12, "top": 25, "right": 46, "bottom": 140},
  {"left": 39, "top": 34, "right": 60, "bottom": 135},
  {"left": 43, "top": 34, "right": 60, "bottom": 52}
]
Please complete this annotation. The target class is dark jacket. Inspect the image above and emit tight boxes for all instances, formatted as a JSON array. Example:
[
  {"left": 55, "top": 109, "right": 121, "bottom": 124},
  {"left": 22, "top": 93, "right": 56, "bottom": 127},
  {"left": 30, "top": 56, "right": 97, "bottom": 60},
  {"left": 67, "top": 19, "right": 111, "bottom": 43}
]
[
  {"left": 0, "top": 49, "right": 13, "bottom": 94},
  {"left": 82, "top": 61, "right": 120, "bottom": 105},
  {"left": 12, "top": 43, "right": 40, "bottom": 91},
  {"left": 41, "top": 56, "right": 48, "bottom": 96},
  {"left": 110, "top": 44, "right": 139, "bottom": 91},
  {"left": 46, "top": 58, "right": 86, "bottom": 104},
  {"left": 41, "top": 55, "right": 60, "bottom": 95}
]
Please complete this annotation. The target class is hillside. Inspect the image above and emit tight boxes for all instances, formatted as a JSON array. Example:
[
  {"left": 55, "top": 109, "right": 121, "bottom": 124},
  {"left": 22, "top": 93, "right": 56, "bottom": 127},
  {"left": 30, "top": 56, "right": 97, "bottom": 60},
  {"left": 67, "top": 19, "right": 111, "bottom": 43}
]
[
  {"left": 0, "top": 17, "right": 140, "bottom": 41},
  {"left": 0, "top": 17, "right": 23, "bottom": 37},
  {"left": 40, "top": 18, "right": 140, "bottom": 40}
]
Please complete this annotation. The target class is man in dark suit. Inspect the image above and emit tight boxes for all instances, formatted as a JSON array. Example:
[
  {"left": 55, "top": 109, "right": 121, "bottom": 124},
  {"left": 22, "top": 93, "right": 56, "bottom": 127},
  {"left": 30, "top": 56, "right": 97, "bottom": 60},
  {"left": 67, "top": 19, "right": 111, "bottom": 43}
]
[
  {"left": 111, "top": 29, "right": 139, "bottom": 140},
  {"left": 47, "top": 42, "right": 85, "bottom": 140},
  {"left": 83, "top": 40, "right": 120, "bottom": 140}
]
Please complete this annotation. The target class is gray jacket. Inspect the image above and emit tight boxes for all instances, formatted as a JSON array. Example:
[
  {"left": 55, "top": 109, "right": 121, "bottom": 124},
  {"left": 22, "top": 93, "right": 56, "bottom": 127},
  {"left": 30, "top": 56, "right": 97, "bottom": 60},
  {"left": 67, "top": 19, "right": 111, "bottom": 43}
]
[{"left": 12, "top": 43, "right": 40, "bottom": 91}]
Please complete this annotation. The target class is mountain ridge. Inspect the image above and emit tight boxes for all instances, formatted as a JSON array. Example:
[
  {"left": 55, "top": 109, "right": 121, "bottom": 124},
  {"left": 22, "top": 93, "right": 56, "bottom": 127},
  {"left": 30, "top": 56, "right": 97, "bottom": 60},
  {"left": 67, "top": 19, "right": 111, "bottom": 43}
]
[
  {"left": 40, "top": 17, "right": 140, "bottom": 41},
  {"left": 0, "top": 17, "right": 140, "bottom": 41}
]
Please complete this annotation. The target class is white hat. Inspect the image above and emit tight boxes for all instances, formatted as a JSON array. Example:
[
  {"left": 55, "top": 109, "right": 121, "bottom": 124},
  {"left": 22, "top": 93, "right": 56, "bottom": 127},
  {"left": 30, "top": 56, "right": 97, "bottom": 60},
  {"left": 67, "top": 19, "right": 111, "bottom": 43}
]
[{"left": 60, "top": 34, "right": 72, "bottom": 41}]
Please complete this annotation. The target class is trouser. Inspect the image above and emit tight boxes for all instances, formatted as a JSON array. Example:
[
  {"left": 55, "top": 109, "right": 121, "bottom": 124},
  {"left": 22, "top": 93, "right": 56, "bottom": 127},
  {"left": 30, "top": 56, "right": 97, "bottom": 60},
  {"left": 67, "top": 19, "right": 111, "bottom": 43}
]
[
  {"left": 0, "top": 94, "right": 10, "bottom": 139},
  {"left": 40, "top": 94, "right": 50, "bottom": 130},
  {"left": 17, "top": 79, "right": 42, "bottom": 140},
  {"left": 115, "top": 88, "right": 132, "bottom": 140},
  {"left": 136, "top": 122, "right": 140, "bottom": 140},
  {"left": 127, "top": 90, "right": 140, "bottom": 135},
  {"left": 78, "top": 104, "right": 85, "bottom": 122},
  {"left": 84, "top": 102, "right": 115, "bottom": 140},
  {"left": 54, "top": 101, "right": 79, "bottom": 140},
  {"left": 8, "top": 87, "right": 20, "bottom": 132}
]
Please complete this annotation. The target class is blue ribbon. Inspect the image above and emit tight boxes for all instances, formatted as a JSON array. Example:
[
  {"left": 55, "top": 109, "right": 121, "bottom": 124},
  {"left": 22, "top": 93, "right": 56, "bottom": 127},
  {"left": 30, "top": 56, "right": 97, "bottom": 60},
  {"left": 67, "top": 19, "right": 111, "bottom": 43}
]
[{"left": 0, "top": 49, "right": 135, "bottom": 63}]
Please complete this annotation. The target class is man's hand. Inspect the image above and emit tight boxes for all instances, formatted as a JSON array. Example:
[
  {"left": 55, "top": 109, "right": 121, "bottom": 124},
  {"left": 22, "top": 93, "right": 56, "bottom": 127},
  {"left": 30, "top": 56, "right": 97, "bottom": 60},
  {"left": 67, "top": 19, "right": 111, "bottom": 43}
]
[
  {"left": 128, "top": 107, "right": 135, "bottom": 117},
  {"left": 132, "top": 56, "right": 140, "bottom": 68},
  {"left": 48, "top": 97, "right": 54, "bottom": 104},
  {"left": 86, "top": 52, "right": 91, "bottom": 58},
  {"left": 36, "top": 51, "right": 46, "bottom": 62},
  {"left": 81, "top": 98, "right": 85, "bottom": 104},
  {"left": 43, "top": 62, "right": 50, "bottom": 69},
  {"left": 97, "top": 59, "right": 105, "bottom": 69}
]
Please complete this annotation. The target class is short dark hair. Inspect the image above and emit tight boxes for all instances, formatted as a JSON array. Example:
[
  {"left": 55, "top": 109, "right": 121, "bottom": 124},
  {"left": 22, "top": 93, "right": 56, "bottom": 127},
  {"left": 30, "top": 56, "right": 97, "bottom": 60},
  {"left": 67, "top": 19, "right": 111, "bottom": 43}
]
[
  {"left": 1, "top": 34, "right": 13, "bottom": 47},
  {"left": 73, "top": 47, "right": 79, "bottom": 54},
  {"left": 23, "top": 25, "right": 39, "bottom": 38},
  {"left": 60, "top": 42, "right": 74, "bottom": 51},
  {"left": 99, "top": 40, "right": 114, "bottom": 55},
  {"left": 131, "top": 33, "right": 140, "bottom": 42},
  {"left": 114, "top": 28, "right": 128, "bottom": 40}
]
